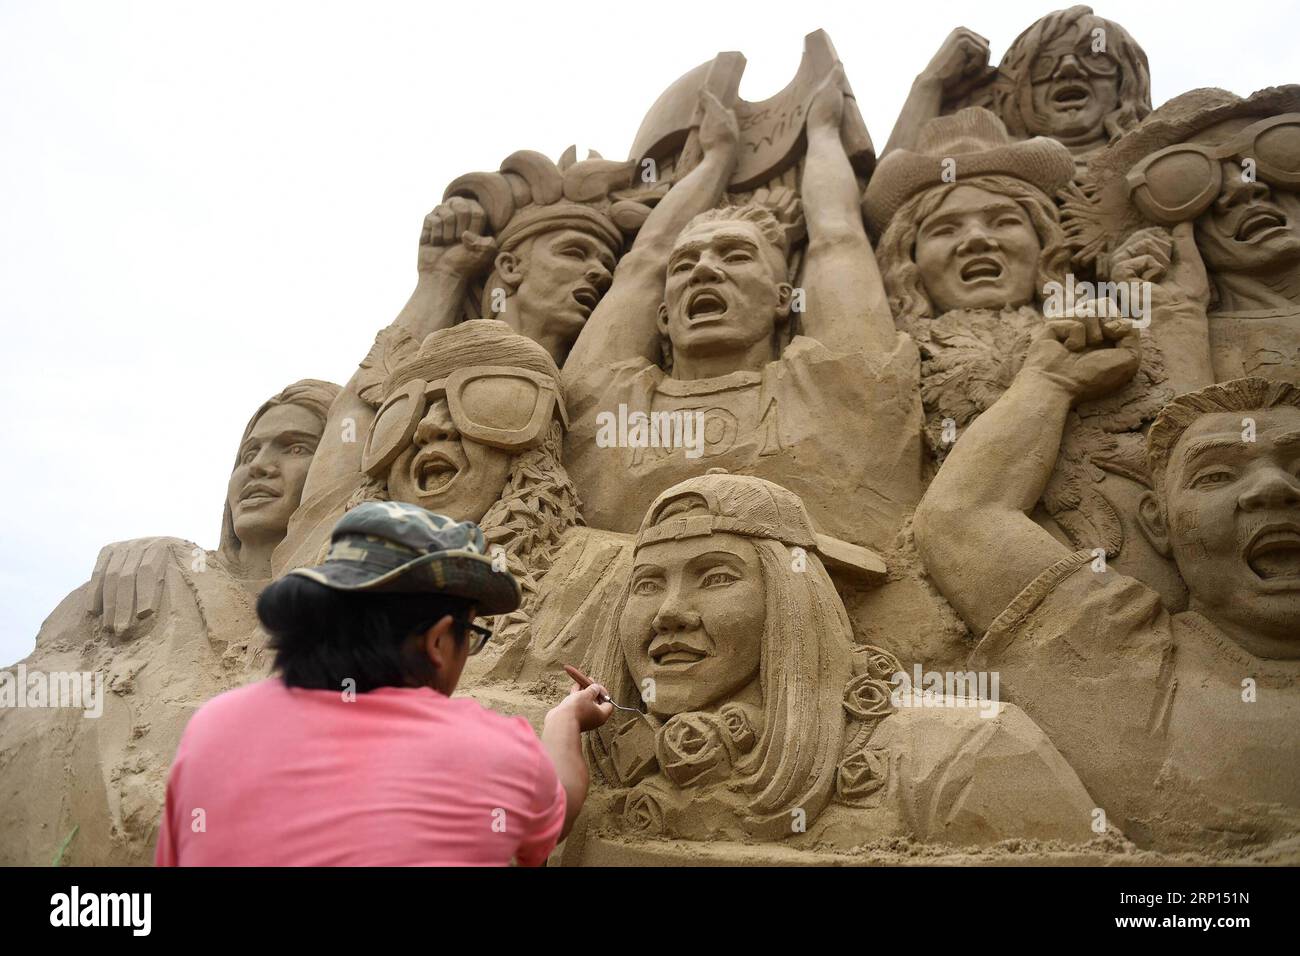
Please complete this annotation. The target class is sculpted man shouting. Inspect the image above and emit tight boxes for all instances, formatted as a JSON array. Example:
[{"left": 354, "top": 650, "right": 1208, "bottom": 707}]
[
  {"left": 913, "top": 317, "right": 1300, "bottom": 853},
  {"left": 562, "top": 71, "right": 924, "bottom": 550}
]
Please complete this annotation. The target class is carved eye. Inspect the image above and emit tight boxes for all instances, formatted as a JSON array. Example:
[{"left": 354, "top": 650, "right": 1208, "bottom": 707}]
[
  {"left": 700, "top": 569, "right": 738, "bottom": 588},
  {"left": 926, "top": 224, "right": 956, "bottom": 238},
  {"left": 287, "top": 443, "right": 314, "bottom": 456},
  {"left": 632, "top": 578, "right": 663, "bottom": 596},
  {"left": 724, "top": 251, "right": 752, "bottom": 264},
  {"left": 240, "top": 447, "right": 259, "bottom": 465},
  {"left": 671, "top": 258, "right": 694, "bottom": 274},
  {"left": 995, "top": 216, "right": 1023, "bottom": 229},
  {"left": 561, "top": 246, "right": 585, "bottom": 260},
  {"left": 1191, "top": 470, "right": 1233, "bottom": 489}
]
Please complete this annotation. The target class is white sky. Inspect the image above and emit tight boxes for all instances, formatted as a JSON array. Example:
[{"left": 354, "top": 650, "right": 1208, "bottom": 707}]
[{"left": 2, "top": 0, "right": 1296, "bottom": 665}]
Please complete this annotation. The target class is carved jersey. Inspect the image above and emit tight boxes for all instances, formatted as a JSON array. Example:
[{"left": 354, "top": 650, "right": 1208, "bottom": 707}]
[
  {"left": 973, "top": 548, "right": 1300, "bottom": 851},
  {"left": 563, "top": 333, "right": 925, "bottom": 550}
]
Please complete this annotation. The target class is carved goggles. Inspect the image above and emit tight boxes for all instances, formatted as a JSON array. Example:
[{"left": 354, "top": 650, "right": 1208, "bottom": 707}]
[
  {"left": 1125, "top": 113, "right": 1300, "bottom": 224},
  {"left": 1029, "top": 46, "right": 1118, "bottom": 83},
  {"left": 362, "top": 367, "right": 567, "bottom": 477}
]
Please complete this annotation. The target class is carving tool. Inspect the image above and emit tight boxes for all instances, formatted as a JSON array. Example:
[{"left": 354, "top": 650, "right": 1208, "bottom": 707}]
[{"left": 562, "top": 664, "right": 643, "bottom": 714}]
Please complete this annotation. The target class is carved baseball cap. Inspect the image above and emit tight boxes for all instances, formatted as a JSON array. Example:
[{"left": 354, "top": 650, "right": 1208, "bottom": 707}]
[
  {"left": 286, "top": 501, "right": 521, "bottom": 615},
  {"left": 861, "top": 107, "right": 1075, "bottom": 235},
  {"left": 635, "top": 469, "right": 819, "bottom": 551}
]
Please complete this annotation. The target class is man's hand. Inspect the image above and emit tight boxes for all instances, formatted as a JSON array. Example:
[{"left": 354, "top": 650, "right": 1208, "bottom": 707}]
[
  {"left": 88, "top": 537, "right": 180, "bottom": 638},
  {"left": 807, "top": 64, "right": 846, "bottom": 135},
  {"left": 1024, "top": 316, "right": 1141, "bottom": 404},
  {"left": 1109, "top": 222, "right": 1210, "bottom": 311},
  {"left": 547, "top": 683, "right": 614, "bottom": 732},
  {"left": 696, "top": 90, "right": 739, "bottom": 159},
  {"left": 918, "top": 27, "right": 995, "bottom": 98},
  {"left": 417, "top": 197, "right": 497, "bottom": 280}
]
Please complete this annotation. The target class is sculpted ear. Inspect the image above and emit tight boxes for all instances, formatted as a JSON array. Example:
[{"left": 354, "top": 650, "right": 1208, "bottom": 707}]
[
  {"left": 656, "top": 301, "right": 670, "bottom": 333},
  {"left": 774, "top": 282, "right": 794, "bottom": 322},
  {"left": 1136, "top": 489, "right": 1172, "bottom": 558},
  {"left": 494, "top": 251, "right": 523, "bottom": 289}
]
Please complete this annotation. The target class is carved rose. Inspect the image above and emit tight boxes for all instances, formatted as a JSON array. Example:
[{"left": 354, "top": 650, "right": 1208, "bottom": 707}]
[
  {"left": 843, "top": 674, "right": 896, "bottom": 723},
  {"left": 837, "top": 746, "right": 890, "bottom": 802},
  {"left": 623, "top": 786, "right": 666, "bottom": 834},
  {"left": 855, "top": 644, "right": 905, "bottom": 683},
  {"left": 718, "top": 703, "right": 756, "bottom": 754},
  {"left": 606, "top": 716, "right": 658, "bottom": 787},
  {"left": 655, "top": 713, "right": 732, "bottom": 788}
]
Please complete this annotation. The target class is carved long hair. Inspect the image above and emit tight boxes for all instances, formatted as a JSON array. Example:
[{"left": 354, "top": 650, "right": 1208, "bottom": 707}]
[
  {"left": 217, "top": 379, "right": 341, "bottom": 577},
  {"left": 584, "top": 529, "right": 852, "bottom": 836},
  {"left": 877, "top": 174, "right": 1070, "bottom": 327},
  {"left": 994, "top": 5, "right": 1152, "bottom": 143}
]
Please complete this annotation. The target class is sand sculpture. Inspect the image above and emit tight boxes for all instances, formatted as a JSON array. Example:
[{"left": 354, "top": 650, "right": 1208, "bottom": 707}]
[{"left": 2, "top": 14, "right": 1297, "bottom": 866}]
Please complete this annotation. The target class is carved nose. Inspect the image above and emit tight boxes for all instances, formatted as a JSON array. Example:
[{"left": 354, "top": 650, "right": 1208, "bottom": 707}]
[
  {"left": 957, "top": 230, "right": 997, "bottom": 254},
  {"left": 1054, "top": 54, "right": 1085, "bottom": 79},
  {"left": 1218, "top": 166, "right": 1271, "bottom": 208},
  {"left": 689, "top": 258, "right": 724, "bottom": 284},
  {"left": 587, "top": 262, "right": 612, "bottom": 292},
  {"left": 652, "top": 598, "right": 701, "bottom": 634},
  {"left": 1239, "top": 467, "right": 1300, "bottom": 511},
  {"left": 414, "top": 405, "right": 458, "bottom": 446}
]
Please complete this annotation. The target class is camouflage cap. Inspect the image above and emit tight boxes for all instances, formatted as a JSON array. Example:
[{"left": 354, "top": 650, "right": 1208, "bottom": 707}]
[{"left": 286, "top": 501, "right": 521, "bottom": 615}]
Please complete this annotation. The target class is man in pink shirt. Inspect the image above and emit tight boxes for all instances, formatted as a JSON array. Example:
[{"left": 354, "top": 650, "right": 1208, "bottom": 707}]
[{"left": 156, "top": 501, "right": 613, "bottom": 866}]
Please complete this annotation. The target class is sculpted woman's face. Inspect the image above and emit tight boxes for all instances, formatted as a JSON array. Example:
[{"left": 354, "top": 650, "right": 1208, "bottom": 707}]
[
  {"left": 227, "top": 404, "right": 322, "bottom": 546},
  {"left": 620, "top": 531, "right": 766, "bottom": 718},
  {"left": 914, "top": 185, "right": 1042, "bottom": 313},
  {"left": 384, "top": 396, "right": 514, "bottom": 524}
]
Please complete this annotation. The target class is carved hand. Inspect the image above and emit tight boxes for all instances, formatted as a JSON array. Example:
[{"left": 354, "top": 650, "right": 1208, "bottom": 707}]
[
  {"left": 1024, "top": 317, "right": 1141, "bottom": 404},
  {"left": 696, "top": 90, "right": 739, "bottom": 159},
  {"left": 418, "top": 196, "right": 498, "bottom": 281},
  {"left": 918, "top": 27, "right": 994, "bottom": 96},
  {"left": 807, "top": 64, "right": 846, "bottom": 134},
  {"left": 1109, "top": 222, "right": 1211, "bottom": 311},
  {"left": 87, "top": 536, "right": 182, "bottom": 639}
]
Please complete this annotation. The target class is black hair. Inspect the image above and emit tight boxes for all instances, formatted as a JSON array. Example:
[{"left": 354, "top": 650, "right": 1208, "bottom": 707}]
[{"left": 257, "top": 575, "right": 473, "bottom": 692}]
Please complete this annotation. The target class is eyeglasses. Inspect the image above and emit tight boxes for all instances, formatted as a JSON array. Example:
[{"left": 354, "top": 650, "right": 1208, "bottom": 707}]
[
  {"left": 362, "top": 366, "right": 568, "bottom": 478},
  {"left": 1029, "top": 45, "right": 1119, "bottom": 83},
  {"left": 1125, "top": 113, "right": 1300, "bottom": 224},
  {"left": 465, "top": 620, "right": 492, "bottom": 655}
]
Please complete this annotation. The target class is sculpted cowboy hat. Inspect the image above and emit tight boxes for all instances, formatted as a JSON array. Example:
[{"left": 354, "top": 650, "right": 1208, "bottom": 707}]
[
  {"left": 861, "top": 107, "right": 1075, "bottom": 235},
  {"left": 287, "top": 501, "right": 521, "bottom": 615}
]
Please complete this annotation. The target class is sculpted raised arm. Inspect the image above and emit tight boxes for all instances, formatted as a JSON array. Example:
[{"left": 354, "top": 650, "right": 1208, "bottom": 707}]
[
  {"left": 913, "top": 318, "right": 1140, "bottom": 634},
  {"left": 563, "top": 92, "right": 739, "bottom": 378},
  {"left": 799, "top": 68, "right": 895, "bottom": 355},
  {"left": 883, "top": 28, "right": 995, "bottom": 156}
]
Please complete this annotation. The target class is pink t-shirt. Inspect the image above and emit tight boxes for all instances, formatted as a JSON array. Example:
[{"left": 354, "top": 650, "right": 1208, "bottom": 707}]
[{"left": 155, "top": 678, "right": 566, "bottom": 866}]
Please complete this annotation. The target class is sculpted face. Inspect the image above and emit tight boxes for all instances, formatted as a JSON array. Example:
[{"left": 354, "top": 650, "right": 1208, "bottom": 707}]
[
  {"left": 1193, "top": 157, "right": 1300, "bottom": 276},
  {"left": 385, "top": 396, "right": 514, "bottom": 524},
  {"left": 662, "top": 219, "right": 791, "bottom": 360},
  {"left": 620, "top": 531, "right": 766, "bottom": 718},
  {"left": 915, "top": 185, "right": 1042, "bottom": 313},
  {"left": 227, "top": 404, "right": 321, "bottom": 545},
  {"left": 508, "top": 228, "right": 614, "bottom": 345},
  {"left": 1023, "top": 32, "right": 1120, "bottom": 143},
  {"left": 1159, "top": 407, "right": 1300, "bottom": 647}
]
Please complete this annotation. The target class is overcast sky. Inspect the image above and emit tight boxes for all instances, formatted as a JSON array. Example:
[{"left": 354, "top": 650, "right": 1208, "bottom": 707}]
[{"left": 1, "top": 0, "right": 1296, "bottom": 665}]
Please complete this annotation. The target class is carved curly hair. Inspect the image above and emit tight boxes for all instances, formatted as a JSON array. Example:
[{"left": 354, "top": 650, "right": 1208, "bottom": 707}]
[{"left": 877, "top": 174, "right": 1071, "bottom": 327}]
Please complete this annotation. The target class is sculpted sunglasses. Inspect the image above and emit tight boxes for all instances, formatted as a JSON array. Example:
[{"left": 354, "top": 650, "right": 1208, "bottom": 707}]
[
  {"left": 1125, "top": 113, "right": 1300, "bottom": 225},
  {"left": 1029, "top": 45, "right": 1119, "bottom": 83},
  {"left": 361, "top": 366, "right": 568, "bottom": 478}
]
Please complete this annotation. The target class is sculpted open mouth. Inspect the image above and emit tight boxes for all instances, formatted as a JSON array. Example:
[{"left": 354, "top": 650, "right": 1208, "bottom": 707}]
[
  {"left": 1245, "top": 524, "right": 1300, "bottom": 581},
  {"left": 686, "top": 288, "right": 728, "bottom": 322},
  {"left": 960, "top": 256, "right": 1004, "bottom": 282},
  {"left": 571, "top": 285, "right": 599, "bottom": 315},
  {"left": 411, "top": 449, "right": 461, "bottom": 496},
  {"left": 239, "top": 482, "right": 280, "bottom": 505},
  {"left": 1235, "top": 207, "right": 1288, "bottom": 242},
  {"left": 649, "top": 637, "right": 708, "bottom": 668},
  {"left": 1052, "top": 82, "right": 1090, "bottom": 109}
]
